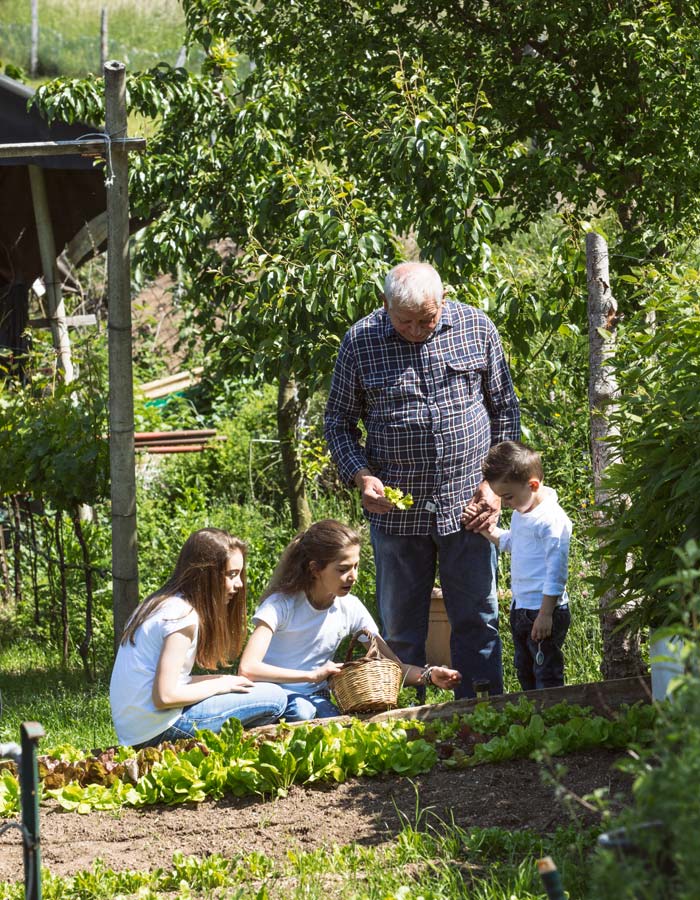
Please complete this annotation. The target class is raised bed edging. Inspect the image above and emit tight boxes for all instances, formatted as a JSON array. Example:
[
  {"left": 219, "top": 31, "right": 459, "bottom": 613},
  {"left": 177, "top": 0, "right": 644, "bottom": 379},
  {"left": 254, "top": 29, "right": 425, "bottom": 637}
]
[{"left": 252, "top": 675, "right": 652, "bottom": 734}]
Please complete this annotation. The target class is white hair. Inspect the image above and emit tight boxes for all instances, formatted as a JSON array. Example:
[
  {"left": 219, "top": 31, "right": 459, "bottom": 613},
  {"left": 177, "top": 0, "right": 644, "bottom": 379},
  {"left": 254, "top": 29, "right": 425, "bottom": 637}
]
[{"left": 384, "top": 262, "right": 444, "bottom": 311}]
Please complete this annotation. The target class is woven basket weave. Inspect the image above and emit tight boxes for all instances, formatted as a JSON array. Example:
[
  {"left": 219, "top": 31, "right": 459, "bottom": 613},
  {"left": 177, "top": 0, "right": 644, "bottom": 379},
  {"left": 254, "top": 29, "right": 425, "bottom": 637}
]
[{"left": 329, "top": 628, "right": 403, "bottom": 714}]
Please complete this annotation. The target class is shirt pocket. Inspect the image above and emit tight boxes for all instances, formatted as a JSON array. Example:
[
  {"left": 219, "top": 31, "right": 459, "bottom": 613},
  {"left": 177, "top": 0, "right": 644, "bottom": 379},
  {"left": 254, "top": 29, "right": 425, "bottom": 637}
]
[
  {"left": 444, "top": 356, "right": 485, "bottom": 408},
  {"left": 362, "top": 369, "right": 423, "bottom": 422}
]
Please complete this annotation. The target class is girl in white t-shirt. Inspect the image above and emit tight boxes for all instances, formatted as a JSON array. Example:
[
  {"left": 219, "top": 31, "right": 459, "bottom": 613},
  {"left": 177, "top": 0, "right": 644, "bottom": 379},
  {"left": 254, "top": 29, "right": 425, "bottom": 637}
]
[
  {"left": 239, "top": 519, "right": 461, "bottom": 720},
  {"left": 109, "top": 528, "right": 287, "bottom": 748}
]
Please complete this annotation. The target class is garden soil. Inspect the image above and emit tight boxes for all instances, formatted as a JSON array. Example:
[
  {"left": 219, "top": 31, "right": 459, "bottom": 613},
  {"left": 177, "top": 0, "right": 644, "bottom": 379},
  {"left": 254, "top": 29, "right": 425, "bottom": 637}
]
[{"left": 0, "top": 748, "right": 632, "bottom": 882}]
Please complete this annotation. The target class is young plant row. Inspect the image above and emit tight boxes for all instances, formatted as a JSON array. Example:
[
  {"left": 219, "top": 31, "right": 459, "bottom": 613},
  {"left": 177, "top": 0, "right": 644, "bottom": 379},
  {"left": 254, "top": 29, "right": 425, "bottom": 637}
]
[
  {"left": 0, "top": 700, "right": 657, "bottom": 817},
  {"left": 421, "top": 698, "right": 658, "bottom": 767}
]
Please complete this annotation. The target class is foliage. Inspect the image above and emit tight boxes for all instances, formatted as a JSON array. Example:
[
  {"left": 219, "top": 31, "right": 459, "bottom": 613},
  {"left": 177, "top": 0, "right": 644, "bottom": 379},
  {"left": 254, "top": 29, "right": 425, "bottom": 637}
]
[
  {"left": 0, "top": 716, "right": 438, "bottom": 816},
  {"left": 588, "top": 542, "right": 700, "bottom": 899},
  {"left": 0, "top": 699, "right": 654, "bottom": 819},
  {"left": 422, "top": 698, "right": 656, "bottom": 769},
  {"left": 0, "top": 343, "right": 109, "bottom": 509},
  {"left": 590, "top": 265, "right": 700, "bottom": 628}
]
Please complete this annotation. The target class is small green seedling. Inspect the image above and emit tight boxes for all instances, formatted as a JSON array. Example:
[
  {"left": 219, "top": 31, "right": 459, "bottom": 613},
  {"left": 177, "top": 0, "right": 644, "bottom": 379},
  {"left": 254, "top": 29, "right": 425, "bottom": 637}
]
[{"left": 384, "top": 486, "right": 414, "bottom": 510}]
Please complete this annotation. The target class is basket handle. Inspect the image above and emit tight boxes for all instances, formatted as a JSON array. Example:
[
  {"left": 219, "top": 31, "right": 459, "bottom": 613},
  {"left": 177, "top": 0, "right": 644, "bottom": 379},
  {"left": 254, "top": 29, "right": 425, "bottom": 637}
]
[{"left": 342, "top": 627, "right": 377, "bottom": 663}]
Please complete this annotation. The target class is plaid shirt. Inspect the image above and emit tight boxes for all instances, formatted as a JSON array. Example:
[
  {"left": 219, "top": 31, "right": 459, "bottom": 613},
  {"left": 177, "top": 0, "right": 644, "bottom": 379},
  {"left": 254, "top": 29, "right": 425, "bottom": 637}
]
[{"left": 324, "top": 301, "right": 520, "bottom": 535}]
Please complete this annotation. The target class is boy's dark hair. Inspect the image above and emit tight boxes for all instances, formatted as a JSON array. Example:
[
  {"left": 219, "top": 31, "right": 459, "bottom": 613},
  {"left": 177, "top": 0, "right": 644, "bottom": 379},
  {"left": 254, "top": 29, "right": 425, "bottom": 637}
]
[{"left": 482, "top": 441, "right": 544, "bottom": 485}]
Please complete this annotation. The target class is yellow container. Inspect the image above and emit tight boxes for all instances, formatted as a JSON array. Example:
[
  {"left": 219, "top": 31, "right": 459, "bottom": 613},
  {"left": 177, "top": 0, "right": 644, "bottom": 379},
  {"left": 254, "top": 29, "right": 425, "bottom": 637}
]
[{"left": 426, "top": 587, "right": 452, "bottom": 666}]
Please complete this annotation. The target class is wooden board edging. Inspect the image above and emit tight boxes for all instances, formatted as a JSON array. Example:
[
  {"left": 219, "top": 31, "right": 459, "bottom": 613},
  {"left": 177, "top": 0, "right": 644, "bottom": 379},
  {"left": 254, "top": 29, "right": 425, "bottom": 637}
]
[{"left": 250, "top": 675, "right": 651, "bottom": 736}]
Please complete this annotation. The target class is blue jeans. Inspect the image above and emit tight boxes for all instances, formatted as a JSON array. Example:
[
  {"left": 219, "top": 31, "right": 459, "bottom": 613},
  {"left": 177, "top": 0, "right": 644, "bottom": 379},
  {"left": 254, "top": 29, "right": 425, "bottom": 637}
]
[
  {"left": 371, "top": 525, "right": 502, "bottom": 699},
  {"left": 510, "top": 605, "right": 571, "bottom": 691},
  {"left": 133, "top": 682, "right": 288, "bottom": 748},
  {"left": 282, "top": 689, "right": 340, "bottom": 722}
]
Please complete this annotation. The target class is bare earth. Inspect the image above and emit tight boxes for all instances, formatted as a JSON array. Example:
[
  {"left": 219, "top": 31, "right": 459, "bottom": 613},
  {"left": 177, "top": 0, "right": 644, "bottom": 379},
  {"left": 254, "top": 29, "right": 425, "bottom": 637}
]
[{"left": 0, "top": 748, "right": 632, "bottom": 883}]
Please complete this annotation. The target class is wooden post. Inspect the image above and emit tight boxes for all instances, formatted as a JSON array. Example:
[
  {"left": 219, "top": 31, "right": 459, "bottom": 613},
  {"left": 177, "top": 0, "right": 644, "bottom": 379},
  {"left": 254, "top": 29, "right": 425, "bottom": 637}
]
[
  {"left": 30, "top": 0, "right": 39, "bottom": 78},
  {"left": 586, "top": 232, "right": 645, "bottom": 680},
  {"left": 28, "top": 165, "right": 75, "bottom": 382},
  {"left": 104, "top": 60, "right": 139, "bottom": 645},
  {"left": 100, "top": 8, "right": 108, "bottom": 71}
]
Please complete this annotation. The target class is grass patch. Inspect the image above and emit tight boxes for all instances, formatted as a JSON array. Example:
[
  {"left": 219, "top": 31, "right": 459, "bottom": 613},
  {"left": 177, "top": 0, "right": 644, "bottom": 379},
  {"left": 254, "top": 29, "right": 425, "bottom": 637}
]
[
  {"left": 0, "top": 640, "right": 115, "bottom": 751},
  {"left": 0, "top": 821, "right": 598, "bottom": 899}
]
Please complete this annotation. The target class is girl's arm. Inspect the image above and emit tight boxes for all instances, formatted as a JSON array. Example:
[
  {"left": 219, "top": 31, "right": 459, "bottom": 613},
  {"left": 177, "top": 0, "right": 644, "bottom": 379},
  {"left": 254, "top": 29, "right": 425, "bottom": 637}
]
[
  {"left": 239, "top": 623, "right": 343, "bottom": 685},
  {"left": 401, "top": 662, "right": 463, "bottom": 690},
  {"left": 372, "top": 634, "right": 462, "bottom": 691},
  {"left": 152, "top": 628, "right": 253, "bottom": 709}
]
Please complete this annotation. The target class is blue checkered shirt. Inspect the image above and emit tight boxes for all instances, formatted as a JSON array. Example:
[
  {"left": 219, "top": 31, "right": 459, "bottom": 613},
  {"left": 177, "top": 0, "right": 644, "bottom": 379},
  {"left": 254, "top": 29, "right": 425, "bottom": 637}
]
[{"left": 324, "top": 301, "right": 520, "bottom": 536}]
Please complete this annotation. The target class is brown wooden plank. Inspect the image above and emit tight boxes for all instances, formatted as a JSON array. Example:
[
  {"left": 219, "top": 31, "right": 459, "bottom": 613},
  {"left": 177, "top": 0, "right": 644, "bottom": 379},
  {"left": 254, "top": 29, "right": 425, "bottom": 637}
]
[{"left": 250, "top": 675, "right": 651, "bottom": 735}]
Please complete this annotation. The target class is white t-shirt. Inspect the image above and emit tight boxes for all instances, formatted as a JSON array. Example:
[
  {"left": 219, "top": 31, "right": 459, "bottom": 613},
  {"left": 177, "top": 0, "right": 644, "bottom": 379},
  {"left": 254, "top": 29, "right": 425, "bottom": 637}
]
[
  {"left": 109, "top": 595, "right": 199, "bottom": 746},
  {"left": 253, "top": 591, "right": 378, "bottom": 694},
  {"left": 495, "top": 486, "right": 572, "bottom": 611}
]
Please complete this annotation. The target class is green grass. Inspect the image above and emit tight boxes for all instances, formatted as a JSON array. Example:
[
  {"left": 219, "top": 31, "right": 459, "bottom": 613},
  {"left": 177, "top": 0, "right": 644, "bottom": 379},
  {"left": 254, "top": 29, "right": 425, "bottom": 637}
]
[
  {"left": 0, "top": 820, "right": 598, "bottom": 899},
  {"left": 0, "top": 640, "right": 116, "bottom": 751}
]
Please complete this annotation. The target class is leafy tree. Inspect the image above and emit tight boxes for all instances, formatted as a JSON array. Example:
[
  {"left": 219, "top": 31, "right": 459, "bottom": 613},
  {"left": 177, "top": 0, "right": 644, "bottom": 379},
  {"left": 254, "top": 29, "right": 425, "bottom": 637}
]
[{"left": 591, "top": 264, "right": 700, "bottom": 630}]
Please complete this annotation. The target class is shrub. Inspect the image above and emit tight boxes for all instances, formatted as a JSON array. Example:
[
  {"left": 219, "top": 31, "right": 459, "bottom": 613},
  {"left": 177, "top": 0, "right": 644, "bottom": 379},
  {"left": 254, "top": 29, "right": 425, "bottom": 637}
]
[{"left": 589, "top": 265, "right": 700, "bottom": 629}]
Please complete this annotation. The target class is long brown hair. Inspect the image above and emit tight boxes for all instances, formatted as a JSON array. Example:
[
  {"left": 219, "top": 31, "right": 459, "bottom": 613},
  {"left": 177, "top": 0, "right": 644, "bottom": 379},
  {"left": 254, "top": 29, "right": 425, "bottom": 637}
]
[
  {"left": 120, "top": 528, "right": 247, "bottom": 669},
  {"left": 260, "top": 519, "right": 361, "bottom": 601}
]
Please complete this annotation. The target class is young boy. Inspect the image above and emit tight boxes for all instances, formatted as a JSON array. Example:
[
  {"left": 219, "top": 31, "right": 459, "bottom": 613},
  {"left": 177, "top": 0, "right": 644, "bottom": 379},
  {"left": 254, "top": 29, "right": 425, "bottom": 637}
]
[{"left": 470, "top": 441, "right": 573, "bottom": 691}]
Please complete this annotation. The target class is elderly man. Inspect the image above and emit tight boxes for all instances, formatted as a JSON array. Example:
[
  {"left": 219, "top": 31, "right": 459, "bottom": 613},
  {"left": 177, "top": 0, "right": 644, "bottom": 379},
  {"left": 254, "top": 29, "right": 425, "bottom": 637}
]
[{"left": 324, "top": 261, "right": 520, "bottom": 698}]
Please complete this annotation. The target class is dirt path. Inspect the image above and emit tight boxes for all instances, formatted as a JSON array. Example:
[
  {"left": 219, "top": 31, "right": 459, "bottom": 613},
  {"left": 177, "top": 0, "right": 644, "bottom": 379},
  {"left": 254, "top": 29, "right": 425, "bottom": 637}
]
[{"left": 0, "top": 748, "right": 633, "bottom": 882}]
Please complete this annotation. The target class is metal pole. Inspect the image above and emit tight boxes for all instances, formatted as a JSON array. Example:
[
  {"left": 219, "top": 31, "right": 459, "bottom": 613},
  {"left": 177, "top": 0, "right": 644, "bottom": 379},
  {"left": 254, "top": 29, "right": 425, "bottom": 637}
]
[
  {"left": 20, "top": 722, "right": 44, "bottom": 900},
  {"left": 104, "top": 60, "right": 139, "bottom": 646}
]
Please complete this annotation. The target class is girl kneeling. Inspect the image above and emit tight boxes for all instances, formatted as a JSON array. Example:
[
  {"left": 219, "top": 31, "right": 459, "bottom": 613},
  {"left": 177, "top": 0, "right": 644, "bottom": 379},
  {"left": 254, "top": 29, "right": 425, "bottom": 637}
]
[
  {"left": 110, "top": 528, "right": 287, "bottom": 748},
  {"left": 239, "top": 519, "right": 461, "bottom": 721}
]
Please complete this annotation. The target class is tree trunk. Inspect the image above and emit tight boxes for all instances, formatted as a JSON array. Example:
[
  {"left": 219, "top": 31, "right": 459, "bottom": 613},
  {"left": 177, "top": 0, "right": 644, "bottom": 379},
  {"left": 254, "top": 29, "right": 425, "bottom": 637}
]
[
  {"left": 586, "top": 232, "right": 646, "bottom": 680},
  {"left": 277, "top": 373, "right": 312, "bottom": 532}
]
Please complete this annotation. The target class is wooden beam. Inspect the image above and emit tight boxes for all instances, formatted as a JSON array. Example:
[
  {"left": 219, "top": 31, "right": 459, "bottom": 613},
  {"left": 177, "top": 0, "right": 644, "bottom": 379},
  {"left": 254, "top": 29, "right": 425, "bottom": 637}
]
[
  {"left": 28, "top": 314, "right": 97, "bottom": 329},
  {"left": 0, "top": 137, "right": 146, "bottom": 159}
]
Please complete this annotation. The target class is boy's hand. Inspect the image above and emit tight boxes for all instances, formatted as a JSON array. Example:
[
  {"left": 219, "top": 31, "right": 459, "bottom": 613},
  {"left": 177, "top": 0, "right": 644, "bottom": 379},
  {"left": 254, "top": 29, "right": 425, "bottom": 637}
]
[
  {"left": 462, "top": 481, "right": 501, "bottom": 531},
  {"left": 531, "top": 612, "right": 553, "bottom": 641}
]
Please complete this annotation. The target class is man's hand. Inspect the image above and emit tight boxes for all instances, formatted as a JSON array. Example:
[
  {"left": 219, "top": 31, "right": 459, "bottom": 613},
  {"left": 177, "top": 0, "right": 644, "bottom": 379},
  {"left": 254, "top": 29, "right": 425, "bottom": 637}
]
[
  {"left": 354, "top": 470, "right": 394, "bottom": 514},
  {"left": 462, "top": 480, "right": 501, "bottom": 531}
]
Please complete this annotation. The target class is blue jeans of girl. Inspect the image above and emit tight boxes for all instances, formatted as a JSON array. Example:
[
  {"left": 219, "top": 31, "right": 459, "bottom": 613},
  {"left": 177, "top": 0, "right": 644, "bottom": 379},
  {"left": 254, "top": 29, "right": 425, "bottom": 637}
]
[{"left": 133, "top": 681, "right": 288, "bottom": 749}]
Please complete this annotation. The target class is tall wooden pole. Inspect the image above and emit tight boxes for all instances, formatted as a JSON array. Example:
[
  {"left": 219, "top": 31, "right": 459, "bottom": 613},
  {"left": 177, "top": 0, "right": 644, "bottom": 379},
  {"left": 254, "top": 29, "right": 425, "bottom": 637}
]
[
  {"left": 104, "top": 61, "right": 139, "bottom": 646},
  {"left": 586, "top": 232, "right": 644, "bottom": 680}
]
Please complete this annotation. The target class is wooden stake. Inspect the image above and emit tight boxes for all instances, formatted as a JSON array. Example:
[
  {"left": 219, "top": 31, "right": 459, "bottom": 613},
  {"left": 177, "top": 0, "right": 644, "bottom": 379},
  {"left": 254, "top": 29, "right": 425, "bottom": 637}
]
[{"left": 104, "top": 60, "right": 139, "bottom": 646}]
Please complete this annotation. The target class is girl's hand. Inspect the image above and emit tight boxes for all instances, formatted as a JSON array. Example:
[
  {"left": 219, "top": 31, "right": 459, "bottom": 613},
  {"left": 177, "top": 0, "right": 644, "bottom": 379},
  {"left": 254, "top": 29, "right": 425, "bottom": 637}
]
[
  {"left": 312, "top": 661, "right": 344, "bottom": 683},
  {"left": 217, "top": 674, "right": 254, "bottom": 694},
  {"left": 430, "top": 666, "right": 462, "bottom": 689}
]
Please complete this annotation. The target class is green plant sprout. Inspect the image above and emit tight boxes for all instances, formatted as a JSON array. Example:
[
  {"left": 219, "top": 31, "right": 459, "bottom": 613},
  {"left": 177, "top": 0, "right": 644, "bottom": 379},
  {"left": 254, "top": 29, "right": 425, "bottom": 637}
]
[{"left": 384, "top": 486, "right": 414, "bottom": 510}]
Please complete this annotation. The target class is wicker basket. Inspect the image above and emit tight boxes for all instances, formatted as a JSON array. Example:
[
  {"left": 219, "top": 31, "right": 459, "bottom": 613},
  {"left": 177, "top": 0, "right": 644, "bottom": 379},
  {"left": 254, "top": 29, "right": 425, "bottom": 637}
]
[{"left": 329, "top": 628, "right": 403, "bottom": 714}]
